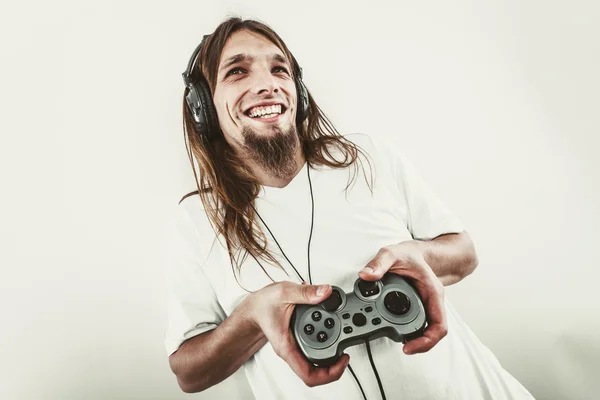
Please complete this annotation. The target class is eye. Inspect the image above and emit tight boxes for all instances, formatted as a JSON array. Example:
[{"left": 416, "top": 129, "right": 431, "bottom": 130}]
[
  {"left": 273, "top": 66, "right": 289, "bottom": 74},
  {"left": 225, "top": 67, "right": 245, "bottom": 77}
]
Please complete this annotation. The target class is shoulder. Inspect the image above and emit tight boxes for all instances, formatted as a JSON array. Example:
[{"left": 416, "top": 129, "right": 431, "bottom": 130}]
[
  {"left": 341, "top": 132, "right": 375, "bottom": 149},
  {"left": 179, "top": 190, "right": 199, "bottom": 205},
  {"left": 341, "top": 133, "right": 397, "bottom": 159},
  {"left": 176, "top": 189, "right": 219, "bottom": 226},
  {"left": 341, "top": 133, "right": 403, "bottom": 175},
  {"left": 165, "top": 191, "right": 218, "bottom": 253}
]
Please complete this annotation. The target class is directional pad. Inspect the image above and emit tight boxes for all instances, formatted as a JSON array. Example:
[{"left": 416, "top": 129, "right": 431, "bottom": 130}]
[{"left": 384, "top": 291, "right": 411, "bottom": 316}]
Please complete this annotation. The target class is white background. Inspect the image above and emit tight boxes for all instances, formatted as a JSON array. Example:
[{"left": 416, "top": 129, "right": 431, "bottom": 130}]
[{"left": 1, "top": 0, "right": 598, "bottom": 399}]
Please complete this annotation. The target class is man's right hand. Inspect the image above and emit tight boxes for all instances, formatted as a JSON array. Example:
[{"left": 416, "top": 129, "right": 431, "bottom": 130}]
[{"left": 245, "top": 281, "right": 350, "bottom": 387}]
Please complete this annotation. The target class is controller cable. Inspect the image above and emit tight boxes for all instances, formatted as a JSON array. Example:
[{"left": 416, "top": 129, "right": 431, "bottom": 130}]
[
  {"left": 347, "top": 364, "right": 367, "bottom": 400},
  {"left": 249, "top": 162, "right": 380, "bottom": 400},
  {"left": 365, "top": 340, "right": 387, "bottom": 400}
]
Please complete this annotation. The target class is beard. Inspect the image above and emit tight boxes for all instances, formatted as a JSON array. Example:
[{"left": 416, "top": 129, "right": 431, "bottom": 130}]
[{"left": 240, "top": 122, "right": 300, "bottom": 180}]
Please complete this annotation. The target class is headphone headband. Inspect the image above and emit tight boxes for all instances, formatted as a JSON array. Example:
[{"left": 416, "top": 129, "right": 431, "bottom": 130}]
[{"left": 181, "top": 35, "right": 210, "bottom": 87}]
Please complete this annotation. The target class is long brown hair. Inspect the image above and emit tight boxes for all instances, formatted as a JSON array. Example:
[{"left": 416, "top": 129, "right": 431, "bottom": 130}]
[{"left": 181, "top": 16, "right": 374, "bottom": 282}]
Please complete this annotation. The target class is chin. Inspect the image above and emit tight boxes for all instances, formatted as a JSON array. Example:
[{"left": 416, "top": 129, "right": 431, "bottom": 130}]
[{"left": 247, "top": 124, "right": 292, "bottom": 136}]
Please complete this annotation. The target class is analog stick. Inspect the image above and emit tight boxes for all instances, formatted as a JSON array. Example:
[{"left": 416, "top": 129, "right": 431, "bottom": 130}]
[
  {"left": 321, "top": 289, "right": 343, "bottom": 312},
  {"left": 384, "top": 291, "right": 411, "bottom": 315},
  {"left": 358, "top": 279, "right": 380, "bottom": 297}
]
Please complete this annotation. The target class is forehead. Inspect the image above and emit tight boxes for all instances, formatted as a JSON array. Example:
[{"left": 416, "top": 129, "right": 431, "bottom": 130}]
[{"left": 219, "top": 30, "right": 285, "bottom": 65}]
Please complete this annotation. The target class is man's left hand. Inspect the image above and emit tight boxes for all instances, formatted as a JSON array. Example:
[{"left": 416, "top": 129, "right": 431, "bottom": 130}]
[{"left": 358, "top": 242, "right": 447, "bottom": 355}]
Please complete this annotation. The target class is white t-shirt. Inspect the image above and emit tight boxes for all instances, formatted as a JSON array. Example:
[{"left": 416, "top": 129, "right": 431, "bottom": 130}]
[{"left": 162, "top": 133, "right": 534, "bottom": 400}]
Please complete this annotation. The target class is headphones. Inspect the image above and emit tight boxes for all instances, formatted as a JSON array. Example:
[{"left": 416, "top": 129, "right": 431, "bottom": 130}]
[{"left": 182, "top": 34, "right": 310, "bottom": 140}]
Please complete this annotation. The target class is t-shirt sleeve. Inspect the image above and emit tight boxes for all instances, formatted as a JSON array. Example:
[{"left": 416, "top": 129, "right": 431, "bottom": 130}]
[
  {"left": 371, "top": 135, "right": 464, "bottom": 240},
  {"left": 161, "top": 204, "right": 227, "bottom": 357}
]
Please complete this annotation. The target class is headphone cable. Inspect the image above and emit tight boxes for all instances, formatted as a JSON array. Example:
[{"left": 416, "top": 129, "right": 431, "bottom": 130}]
[
  {"left": 249, "top": 162, "right": 313, "bottom": 283},
  {"left": 250, "top": 162, "right": 368, "bottom": 399}
]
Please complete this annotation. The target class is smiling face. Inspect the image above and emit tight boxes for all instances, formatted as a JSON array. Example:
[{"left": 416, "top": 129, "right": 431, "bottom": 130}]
[{"left": 212, "top": 29, "right": 301, "bottom": 179}]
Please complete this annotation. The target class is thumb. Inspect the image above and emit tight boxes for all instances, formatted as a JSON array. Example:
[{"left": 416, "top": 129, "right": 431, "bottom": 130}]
[
  {"left": 360, "top": 249, "right": 394, "bottom": 280},
  {"left": 291, "top": 283, "right": 332, "bottom": 305}
]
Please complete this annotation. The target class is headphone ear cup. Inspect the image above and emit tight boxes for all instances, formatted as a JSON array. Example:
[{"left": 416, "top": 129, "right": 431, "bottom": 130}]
[
  {"left": 196, "top": 78, "right": 220, "bottom": 139},
  {"left": 185, "top": 76, "right": 219, "bottom": 139},
  {"left": 296, "top": 78, "right": 310, "bottom": 126},
  {"left": 185, "top": 83, "right": 207, "bottom": 134}
]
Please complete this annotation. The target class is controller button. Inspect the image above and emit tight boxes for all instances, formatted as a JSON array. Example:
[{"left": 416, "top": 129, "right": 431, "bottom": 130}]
[
  {"left": 372, "top": 317, "right": 381, "bottom": 325},
  {"left": 352, "top": 313, "right": 367, "bottom": 327},
  {"left": 365, "top": 306, "right": 373, "bottom": 313},
  {"left": 304, "top": 324, "right": 315, "bottom": 335},
  {"left": 311, "top": 311, "right": 322, "bottom": 321},
  {"left": 324, "top": 318, "right": 335, "bottom": 329},
  {"left": 358, "top": 279, "right": 380, "bottom": 297},
  {"left": 342, "top": 313, "right": 350, "bottom": 319},
  {"left": 343, "top": 326, "right": 353, "bottom": 334},
  {"left": 317, "top": 331, "right": 328, "bottom": 342},
  {"left": 384, "top": 291, "right": 411, "bottom": 316},
  {"left": 321, "top": 289, "right": 343, "bottom": 311}
]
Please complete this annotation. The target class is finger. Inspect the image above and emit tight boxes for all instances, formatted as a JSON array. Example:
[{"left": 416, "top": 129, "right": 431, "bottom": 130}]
[
  {"left": 325, "top": 353, "right": 351, "bottom": 381},
  {"left": 278, "top": 330, "right": 350, "bottom": 386},
  {"left": 284, "top": 282, "right": 332, "bottom": 305},
  {"left": 359, "top": 247, "right": 395, "bottom": 280},
  {"left": 404, "top": 284, "right": 448, "bottom": 354},
  {"left": 403, "top": 322, "right": 448, "bottom": 354},
  {"left": 282, "top": 344, "right": 350, "bottom": 387}
]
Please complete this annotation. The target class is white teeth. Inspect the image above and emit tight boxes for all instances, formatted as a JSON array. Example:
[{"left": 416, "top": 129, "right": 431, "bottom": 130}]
[{"left": 248, "top": 104, "right": 283, "bottom": 118}]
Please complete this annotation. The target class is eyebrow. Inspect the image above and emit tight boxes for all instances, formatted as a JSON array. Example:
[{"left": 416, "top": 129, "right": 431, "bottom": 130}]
[{"left": 219, "top": 53, "right": 289, "bottom": 73}]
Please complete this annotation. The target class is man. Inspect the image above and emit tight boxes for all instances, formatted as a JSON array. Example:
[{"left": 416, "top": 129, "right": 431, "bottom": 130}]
[{"left": 163, "top": 17, "right": 534, "bottom": 399}]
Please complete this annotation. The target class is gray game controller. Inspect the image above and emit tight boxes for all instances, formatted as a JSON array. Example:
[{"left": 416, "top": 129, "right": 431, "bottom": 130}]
[{"left": 291, "top": 273, "right": 427, "bottom": 366}]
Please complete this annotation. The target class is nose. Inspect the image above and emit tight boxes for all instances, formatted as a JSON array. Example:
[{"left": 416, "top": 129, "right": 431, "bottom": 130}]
[{"left": 250, "top": 65, "right": 279, "bottom": 96}]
